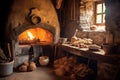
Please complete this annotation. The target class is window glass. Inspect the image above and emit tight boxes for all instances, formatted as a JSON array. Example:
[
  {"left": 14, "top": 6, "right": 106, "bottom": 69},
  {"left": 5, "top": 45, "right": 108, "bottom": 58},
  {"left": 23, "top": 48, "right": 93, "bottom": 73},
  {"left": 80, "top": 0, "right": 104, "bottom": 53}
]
[
  {"left": 97, "top": 3, "right": 102, "bottom": 13},
  {"left": 96, "top": 2, "right": 105, "bottom": 25},
  {"left": 96, "top": 15, "right": 102, "bottom": 23}
]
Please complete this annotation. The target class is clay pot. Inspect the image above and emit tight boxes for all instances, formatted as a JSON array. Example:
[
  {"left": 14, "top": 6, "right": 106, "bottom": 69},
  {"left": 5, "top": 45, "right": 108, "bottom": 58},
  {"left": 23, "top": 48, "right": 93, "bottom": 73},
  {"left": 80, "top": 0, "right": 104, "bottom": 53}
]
[
  {"left": 0, "top": 60, "right": 14, "bottom": 76},
  {"left": 59, "top": 38, "right": 67, "bottom": 44},
  {"left": 39, "top": 56, "right": 49, "bottom": 66}
]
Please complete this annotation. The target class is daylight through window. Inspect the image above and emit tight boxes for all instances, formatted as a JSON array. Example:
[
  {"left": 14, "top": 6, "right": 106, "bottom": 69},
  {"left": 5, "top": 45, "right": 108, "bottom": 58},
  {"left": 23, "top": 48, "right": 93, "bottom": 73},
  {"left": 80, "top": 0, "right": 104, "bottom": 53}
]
[{"left": 79, "top": 0, "right": 106, "bottom": 32}]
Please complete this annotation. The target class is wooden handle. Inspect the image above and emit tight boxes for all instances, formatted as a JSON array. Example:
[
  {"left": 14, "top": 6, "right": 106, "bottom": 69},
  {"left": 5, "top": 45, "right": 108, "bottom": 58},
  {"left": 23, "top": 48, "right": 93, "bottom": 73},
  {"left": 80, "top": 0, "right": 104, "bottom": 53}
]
[{"left": 7, "top": 43, "right": 11, "bottom": 58}]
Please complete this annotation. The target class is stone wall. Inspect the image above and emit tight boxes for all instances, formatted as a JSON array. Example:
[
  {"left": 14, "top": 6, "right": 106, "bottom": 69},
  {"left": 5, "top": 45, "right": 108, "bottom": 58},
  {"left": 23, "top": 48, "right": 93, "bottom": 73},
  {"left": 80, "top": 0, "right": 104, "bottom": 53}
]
[{"left": 76, "top": 0, "right": 120, "bottom": 45}]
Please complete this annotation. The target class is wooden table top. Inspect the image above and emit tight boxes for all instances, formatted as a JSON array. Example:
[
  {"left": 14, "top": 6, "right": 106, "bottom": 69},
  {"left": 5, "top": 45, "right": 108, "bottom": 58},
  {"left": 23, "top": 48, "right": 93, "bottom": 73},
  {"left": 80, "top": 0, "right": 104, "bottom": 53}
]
[{"left": 61, "top": 44, "right": 120, "bottom": 65}]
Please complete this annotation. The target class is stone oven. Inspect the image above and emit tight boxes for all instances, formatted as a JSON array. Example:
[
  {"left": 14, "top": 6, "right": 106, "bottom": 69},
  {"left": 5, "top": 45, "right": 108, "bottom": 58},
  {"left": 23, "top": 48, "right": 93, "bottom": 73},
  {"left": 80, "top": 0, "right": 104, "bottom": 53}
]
[{"left": 5, "top": 0, "right": 60, "bottom": 67}]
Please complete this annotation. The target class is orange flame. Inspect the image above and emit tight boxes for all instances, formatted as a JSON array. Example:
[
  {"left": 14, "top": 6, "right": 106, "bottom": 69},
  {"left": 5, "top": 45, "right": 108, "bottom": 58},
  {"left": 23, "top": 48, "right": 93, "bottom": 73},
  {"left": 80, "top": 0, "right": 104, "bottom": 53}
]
[
  {"left": 18, "top": 28, "right": 53, "bottom": 44},
  {"left": 27, "top": 31, "right": 35, "bottom": 40}
]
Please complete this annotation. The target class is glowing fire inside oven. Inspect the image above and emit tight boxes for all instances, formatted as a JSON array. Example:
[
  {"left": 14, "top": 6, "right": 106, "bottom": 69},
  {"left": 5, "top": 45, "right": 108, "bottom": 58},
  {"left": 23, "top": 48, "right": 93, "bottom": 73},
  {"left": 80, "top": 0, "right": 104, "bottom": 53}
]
[
  {"left": 18, "top": 28, "right": 53, "bottom": 44},
  {"left": 27, "top": 31, "right": 35, "bottom": 40}
]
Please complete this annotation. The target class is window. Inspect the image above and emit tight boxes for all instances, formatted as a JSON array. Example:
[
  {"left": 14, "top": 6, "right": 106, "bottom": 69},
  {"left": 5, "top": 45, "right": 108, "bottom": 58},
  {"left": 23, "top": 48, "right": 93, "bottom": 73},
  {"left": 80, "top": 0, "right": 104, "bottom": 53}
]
[
  {"left": 79, "top": 0, "right": 106, "bottom": 32},
  {"left": 95, "top": 1, "right": 105, "bottom": 25}
]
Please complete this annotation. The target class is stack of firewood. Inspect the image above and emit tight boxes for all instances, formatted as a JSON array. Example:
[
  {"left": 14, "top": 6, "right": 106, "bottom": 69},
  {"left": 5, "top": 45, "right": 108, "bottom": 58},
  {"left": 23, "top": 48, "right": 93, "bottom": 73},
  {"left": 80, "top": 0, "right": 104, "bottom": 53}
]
[{"left": 53, "top": 56, "right": 95, "bottom": 80}]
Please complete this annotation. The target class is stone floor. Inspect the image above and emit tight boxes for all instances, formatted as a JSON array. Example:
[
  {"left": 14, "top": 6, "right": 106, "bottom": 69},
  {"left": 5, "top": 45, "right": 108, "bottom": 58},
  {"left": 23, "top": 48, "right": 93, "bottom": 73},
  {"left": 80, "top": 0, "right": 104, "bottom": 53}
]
[{"left": 0, "top": 67, "right": 70, "bottom": 80}]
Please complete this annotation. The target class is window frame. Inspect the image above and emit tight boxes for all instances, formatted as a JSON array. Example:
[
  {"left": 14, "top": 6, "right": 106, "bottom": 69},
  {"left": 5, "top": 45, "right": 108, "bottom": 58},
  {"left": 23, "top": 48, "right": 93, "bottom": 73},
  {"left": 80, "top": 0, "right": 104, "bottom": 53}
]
[{"left": 94, "top": 1, "right": 105, "bottom": 26}]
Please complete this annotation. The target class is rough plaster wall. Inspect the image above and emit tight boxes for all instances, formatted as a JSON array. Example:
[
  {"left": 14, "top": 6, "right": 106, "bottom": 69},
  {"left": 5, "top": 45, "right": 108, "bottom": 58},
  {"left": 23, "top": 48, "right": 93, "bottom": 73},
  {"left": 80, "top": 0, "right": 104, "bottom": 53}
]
[
  {"left": 6, "top": 0, "right": 60, "bottom": 43},
  {"left": 105, "top": 0, "right": 120, "bottom": 44}
]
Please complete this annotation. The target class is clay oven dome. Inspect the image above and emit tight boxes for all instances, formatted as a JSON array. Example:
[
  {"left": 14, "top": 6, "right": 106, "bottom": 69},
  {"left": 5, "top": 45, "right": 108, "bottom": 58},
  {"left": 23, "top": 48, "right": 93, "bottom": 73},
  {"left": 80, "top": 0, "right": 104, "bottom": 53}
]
[{"left": 6, "top": 0, "right": 60, "bottom": 44}]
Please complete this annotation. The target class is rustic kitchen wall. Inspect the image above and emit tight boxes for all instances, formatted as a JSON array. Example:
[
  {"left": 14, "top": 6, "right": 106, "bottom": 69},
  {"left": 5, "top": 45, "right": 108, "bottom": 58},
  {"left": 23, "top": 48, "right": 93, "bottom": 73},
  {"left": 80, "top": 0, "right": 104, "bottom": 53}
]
[
  {"left": 105, "top": 0, "right": 120, "bottom": 44},
  {"left": 59, "top": 0, "right": 120, "bottom": 45},
  {"left": 76, "top": 0, "right": 106, "bottom": 45},
  {"left": 58, "top": 0, "right": 105, "bottom": 45},
  {"left": 79, "top": 0, "right": 94, "bottom": 31},
  {"left": 58, "top": 0, "right": 80, "bottom": 38}
]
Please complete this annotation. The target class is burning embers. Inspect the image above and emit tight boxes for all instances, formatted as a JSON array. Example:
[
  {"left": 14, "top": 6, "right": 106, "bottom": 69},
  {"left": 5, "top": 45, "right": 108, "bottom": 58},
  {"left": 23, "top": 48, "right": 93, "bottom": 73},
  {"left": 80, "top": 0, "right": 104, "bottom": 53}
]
[{"left": 18, "top": 28, "right": 53, "bottom": 45}]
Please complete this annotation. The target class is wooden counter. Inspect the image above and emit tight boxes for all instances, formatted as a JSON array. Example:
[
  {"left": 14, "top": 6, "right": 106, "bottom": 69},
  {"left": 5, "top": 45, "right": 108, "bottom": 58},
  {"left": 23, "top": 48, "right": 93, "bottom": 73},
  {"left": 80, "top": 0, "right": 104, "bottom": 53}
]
[{"left": 61, "top": 44, "right": 120, "bottom": 65}]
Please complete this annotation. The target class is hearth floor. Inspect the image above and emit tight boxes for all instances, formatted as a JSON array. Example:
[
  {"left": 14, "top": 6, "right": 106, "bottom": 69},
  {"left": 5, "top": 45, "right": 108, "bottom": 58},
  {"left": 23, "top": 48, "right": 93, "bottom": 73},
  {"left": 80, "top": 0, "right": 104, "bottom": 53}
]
[{"left": 0, "top": 67, "right": 70, "bottom": 80}]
